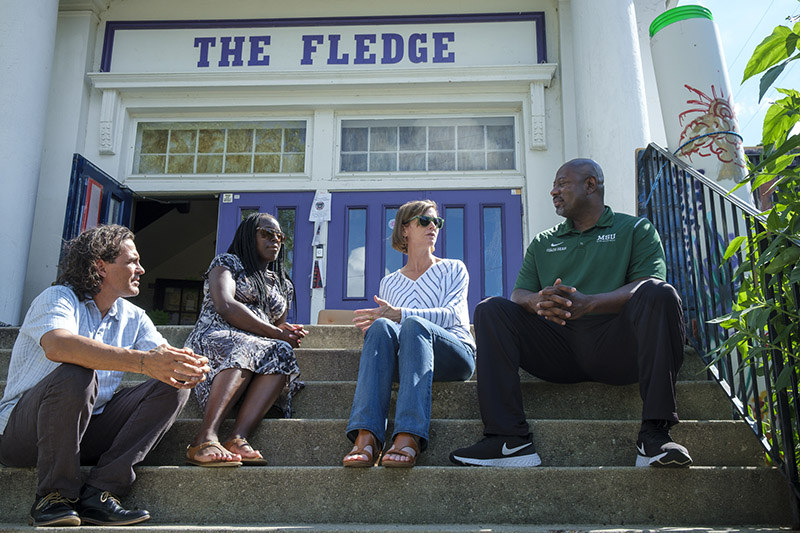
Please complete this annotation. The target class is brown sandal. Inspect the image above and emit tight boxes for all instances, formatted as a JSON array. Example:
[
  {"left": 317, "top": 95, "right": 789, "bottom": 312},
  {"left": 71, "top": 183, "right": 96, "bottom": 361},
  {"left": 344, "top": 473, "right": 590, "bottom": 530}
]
[
  {"left": 381, "top": 433, "right": 420, "bottom": 468},
  {"left": 343, "top": 430, "right": 381, "bottom": 468},
  {"left": 222, "top": 437, "right": 268, "bottom": 466},
  {"left": 185, "top": 441, "right": 242, "bottom": 467}
]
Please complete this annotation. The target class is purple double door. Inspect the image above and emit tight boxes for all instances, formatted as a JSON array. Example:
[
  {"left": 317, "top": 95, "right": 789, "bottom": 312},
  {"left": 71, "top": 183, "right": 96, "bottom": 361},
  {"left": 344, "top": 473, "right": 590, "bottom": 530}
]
[
  {"left": 217, "top": 189, "right": 523, "bottom": 323},
  {"left": 216, "top": 192, "right": 316, "bottom": 323}
]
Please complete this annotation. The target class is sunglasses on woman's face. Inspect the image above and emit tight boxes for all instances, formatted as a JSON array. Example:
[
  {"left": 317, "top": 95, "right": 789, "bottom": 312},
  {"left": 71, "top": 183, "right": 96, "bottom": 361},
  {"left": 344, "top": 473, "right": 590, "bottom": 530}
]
[
  {"left": 406, "top": 215, "right": 444, "bottom": 229},
  {"left": 256, "top": 227, "right": 286, "bottom": 244}
]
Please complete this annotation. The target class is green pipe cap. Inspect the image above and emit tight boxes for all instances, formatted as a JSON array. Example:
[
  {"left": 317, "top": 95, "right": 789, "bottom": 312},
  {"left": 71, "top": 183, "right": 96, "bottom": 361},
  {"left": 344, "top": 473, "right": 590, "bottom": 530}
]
[{"left": 650, "top": 5, "right": 713, "bottom": 38}]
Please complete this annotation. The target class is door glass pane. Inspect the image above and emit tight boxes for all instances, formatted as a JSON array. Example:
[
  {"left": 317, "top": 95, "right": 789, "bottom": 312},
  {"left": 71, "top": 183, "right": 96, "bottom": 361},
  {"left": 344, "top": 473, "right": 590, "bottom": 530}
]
[
  {"left": 444, "top": 207, "right": 464, "bottom": 261},
  {"left": 483, "top": 206, "right": 504, "bottom": 297},
  {"left": 277, "top": 208, "right": 295, "bottom": 278},
  {"left": 385, "top": 207, "right": 403, "bottom": 276},
  {"left": 240, "top": 208, "right": 258, "bottom": 221},
  {"left": 109, "top": 196, "right": 122, "bottom": 225},
  {"left": 346, "top": 208, "right": 367, "bottom": 298}
]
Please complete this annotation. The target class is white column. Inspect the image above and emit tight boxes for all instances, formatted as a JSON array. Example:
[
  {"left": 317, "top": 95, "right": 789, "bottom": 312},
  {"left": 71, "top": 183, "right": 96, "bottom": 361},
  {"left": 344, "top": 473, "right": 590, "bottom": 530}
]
[
  {"left": 0, "top": 0, "right": 59, "bottom": 325},
  {"left": 22, "top": 11, "right": 100, "bottom": 317},
  {"left": 634, "top": 0, "right": 669, "bottom": 146},
  {"left": 569, "top": 0, "right": 649, "bottom": 213}
]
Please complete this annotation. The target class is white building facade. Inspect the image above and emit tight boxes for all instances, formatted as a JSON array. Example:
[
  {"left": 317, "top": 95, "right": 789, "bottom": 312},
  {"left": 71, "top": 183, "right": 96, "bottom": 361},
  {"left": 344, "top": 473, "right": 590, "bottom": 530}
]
[{"left": 0, "top": 0, "right": 675, "bottom": 326}]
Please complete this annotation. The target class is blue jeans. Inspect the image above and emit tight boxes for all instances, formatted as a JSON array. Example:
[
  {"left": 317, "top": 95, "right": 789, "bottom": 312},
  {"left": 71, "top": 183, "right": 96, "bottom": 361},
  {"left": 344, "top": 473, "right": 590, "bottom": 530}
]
[{"left": 346, "top": 316, "right": 475, "bottom": 450}]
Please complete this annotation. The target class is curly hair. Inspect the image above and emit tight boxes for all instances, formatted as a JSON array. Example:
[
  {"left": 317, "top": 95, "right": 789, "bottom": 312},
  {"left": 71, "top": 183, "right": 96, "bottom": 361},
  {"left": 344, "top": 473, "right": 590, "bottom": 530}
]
[
  {"left": 227, "top": 213, "right": 293, "bottom": 310},
  {"left": 391, "top": 199, "right": 439, "bottom": 254},
  {"left": 56, "top": 225, "right": 135, "bottom": 300}
]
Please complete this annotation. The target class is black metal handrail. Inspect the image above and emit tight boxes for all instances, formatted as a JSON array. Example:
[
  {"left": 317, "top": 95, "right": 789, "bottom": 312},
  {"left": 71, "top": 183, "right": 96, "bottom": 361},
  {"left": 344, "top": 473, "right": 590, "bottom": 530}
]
[{"left": 637, "top": 143, "right": 800, "bottom": 509}]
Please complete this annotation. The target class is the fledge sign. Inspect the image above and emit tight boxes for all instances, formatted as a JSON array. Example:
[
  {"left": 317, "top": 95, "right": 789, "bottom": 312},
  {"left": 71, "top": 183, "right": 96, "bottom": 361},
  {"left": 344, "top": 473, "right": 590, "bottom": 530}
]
[{"left": 103, "top": 15, "right": 543, "bottom": 73}]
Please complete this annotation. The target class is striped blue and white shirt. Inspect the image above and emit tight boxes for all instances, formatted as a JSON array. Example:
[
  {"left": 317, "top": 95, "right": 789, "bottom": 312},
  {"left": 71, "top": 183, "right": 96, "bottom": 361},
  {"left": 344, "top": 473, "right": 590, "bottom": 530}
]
[
  {"left": 379, "top": 258, "right": 475, "bottom": 350},
  {"left": 0, "top": 285, "right": 165, "bottom": 435}
]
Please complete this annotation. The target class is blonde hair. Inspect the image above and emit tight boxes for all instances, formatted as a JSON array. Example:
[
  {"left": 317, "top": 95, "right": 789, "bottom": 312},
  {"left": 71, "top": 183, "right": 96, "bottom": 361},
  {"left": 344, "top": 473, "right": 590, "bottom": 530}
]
[{"left": 391, "top": 199, "right": 439, "bottom": 254}]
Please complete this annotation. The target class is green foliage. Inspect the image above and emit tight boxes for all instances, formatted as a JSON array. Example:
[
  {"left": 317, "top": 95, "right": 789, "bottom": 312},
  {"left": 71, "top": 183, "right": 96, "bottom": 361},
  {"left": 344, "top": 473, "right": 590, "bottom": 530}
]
[
  {"left": 763, "top": 89, "right": 800, "bottom": 147},
  {"left": 713, "top": 16, "right": 800, "bottom": 397},
  {"left": 743, "top": 21, "right": 800, "bottom": 101},
  {"left": 147, "top": 309, "right": 171, "bottom": 325}
]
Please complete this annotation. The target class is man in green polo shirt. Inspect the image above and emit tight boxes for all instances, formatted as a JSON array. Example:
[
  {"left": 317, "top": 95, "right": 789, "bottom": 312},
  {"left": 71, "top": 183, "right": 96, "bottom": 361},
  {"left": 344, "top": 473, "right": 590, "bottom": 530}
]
[{"left": 450, "top": 158, "right": 690, "bottom": 468}]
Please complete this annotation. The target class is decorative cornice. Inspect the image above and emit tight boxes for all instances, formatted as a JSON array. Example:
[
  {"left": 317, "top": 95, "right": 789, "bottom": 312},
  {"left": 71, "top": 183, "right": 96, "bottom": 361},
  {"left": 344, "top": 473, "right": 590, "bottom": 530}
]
[
  {"left": 87, "top": 63, "right": 558, "bottom": 160},
  {"left": 59, "top": 0, "right": 110, "bottom": 15},
  {"left": 88, "top": 64, "right": 558, "bottom": 91},
  {"left": 98, "top": 89, "right": 120, "bottom": 155},
  {"left": 530, "top": 82, "right": 547, "bottom": 150}
]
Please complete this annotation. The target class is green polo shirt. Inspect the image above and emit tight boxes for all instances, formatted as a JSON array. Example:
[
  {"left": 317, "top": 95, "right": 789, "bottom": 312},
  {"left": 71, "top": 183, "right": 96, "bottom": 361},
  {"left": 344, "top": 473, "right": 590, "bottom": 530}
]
[{"left": 514, "top": 207, "right": 666, "bottom": 295}]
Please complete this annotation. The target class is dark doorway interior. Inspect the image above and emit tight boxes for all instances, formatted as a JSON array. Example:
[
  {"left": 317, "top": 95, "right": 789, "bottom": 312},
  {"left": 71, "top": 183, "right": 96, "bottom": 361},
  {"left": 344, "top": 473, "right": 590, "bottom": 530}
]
[{"left": 128, "top": 197, "right": 218, "bottom": 324}]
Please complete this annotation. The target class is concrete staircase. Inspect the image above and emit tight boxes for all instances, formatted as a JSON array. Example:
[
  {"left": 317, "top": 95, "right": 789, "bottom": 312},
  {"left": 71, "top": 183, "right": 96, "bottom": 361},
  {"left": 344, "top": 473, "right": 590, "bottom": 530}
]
[{"left": 0, "top": 325, "right": 794, "bottom": 531}]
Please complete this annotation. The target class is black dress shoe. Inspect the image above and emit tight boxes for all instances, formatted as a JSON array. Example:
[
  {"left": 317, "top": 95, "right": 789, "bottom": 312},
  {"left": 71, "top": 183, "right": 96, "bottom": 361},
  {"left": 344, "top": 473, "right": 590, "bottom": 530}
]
[
  {"left": 79, "top": 486, "right": 150, "bottom": 526},
  {"left": 29, "top": 492, "right": 81, "bottom": 527}
]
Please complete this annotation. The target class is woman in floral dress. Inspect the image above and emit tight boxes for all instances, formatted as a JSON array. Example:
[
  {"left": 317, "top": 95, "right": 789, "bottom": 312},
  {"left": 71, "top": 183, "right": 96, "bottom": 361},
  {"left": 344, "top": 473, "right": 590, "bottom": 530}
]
[{"left": 184, "top": 213, "right": 307, "bottom": 467}]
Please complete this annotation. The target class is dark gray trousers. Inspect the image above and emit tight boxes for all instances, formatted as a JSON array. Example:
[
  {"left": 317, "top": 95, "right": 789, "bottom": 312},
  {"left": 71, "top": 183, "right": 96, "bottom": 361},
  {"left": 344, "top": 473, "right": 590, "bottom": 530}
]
[
  {"left": 0, "top": 363, "right": 189, "bottom": 498},
  {"left": 474, "top": 279, "right": 685, "bottom": 437}
]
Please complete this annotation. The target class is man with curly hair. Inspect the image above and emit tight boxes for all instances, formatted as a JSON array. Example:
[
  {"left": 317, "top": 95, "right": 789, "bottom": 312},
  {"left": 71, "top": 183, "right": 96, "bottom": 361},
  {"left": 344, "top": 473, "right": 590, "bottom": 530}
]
[{"left": 0, "top": 225, "right": 210, "bottom": 527}]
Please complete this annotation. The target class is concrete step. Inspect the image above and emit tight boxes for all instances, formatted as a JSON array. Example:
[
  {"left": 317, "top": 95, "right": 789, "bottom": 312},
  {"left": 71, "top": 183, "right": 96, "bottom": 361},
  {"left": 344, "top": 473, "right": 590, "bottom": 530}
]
[
  {"left": 0, "top": 326, "right": 790, "bottom": 528},
  {"left": 0, "top": 325, "right": 363, "bottom": 351},
  {"left": 289, "top": 347, "right": 710, "bottom": 382},
  {"left": 0, "top": 346, "right": 712, "bottom": 382},
  {"left": 0, "top": 325, "right": 713, "bottom": 375},
  {"left": 0, "top": 526, "right": 791, "bottom": 533},
  {"left": 0, "top": 466, "right": 791, "bottom": 526},
  {"left": 0, "top": 327, "right": 19, "bottom": 349},
  {"left": 170, "top": 380, "right": 734, "bottom": 421},
  {"left": 144, "top": 419, "right": 762, "bottom": 467},
  {"left": 0, "top": 348, "right": 363, "bottom": 381},
  {"left": 0, "top": 378, "right": 732, "bottom": 421}
]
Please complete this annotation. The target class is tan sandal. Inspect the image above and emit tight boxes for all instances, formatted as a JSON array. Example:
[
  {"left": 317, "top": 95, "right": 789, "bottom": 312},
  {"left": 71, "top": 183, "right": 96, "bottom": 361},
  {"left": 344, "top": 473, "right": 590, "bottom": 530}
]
[
  {"left": 222, "top": 437, "right": 268, "bottom": 466},
  {"left": 186, "top": 441, "right": 242, "bottom": 467},
  {"left": 381, "top": 433, "right": 420, "bottom": 468},
  {"left": 343, "top": 430, "right": 381, "bottom": 468}
]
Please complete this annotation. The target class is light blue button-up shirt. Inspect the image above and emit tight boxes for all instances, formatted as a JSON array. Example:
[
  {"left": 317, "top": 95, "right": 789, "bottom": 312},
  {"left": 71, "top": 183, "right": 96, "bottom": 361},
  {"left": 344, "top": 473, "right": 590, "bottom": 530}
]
[{"left": 0, "top": 285, "right": 165, "bottom": 435}]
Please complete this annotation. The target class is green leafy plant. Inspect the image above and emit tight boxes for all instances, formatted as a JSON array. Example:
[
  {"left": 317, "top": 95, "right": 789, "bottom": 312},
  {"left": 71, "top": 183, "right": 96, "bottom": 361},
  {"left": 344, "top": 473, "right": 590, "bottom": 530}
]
[
  {"left": 709, "top": 16, "right": 800, "bottom": 391},
  {"left": 147, "top": 309, "right": 172, "bottom": 326}
]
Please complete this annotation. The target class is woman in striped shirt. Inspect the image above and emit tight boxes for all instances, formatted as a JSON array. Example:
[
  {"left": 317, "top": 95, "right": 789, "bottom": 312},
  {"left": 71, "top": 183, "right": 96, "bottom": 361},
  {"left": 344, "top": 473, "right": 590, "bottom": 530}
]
[{"left": 342, "top": 200, "right": 476, "bottom": 468}]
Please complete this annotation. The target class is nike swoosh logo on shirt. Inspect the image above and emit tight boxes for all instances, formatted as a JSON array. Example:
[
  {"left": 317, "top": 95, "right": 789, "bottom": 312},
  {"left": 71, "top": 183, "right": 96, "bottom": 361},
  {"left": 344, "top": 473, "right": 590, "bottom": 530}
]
[{"left": 502, "top": 442, "right": 532, "bottom": 456}]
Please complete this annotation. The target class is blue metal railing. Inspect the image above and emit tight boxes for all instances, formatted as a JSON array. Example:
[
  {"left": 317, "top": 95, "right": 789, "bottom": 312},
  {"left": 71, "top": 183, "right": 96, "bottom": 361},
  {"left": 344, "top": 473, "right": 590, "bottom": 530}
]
[{"left": 637, "top": 143, "right": 800, "bottom": 509}]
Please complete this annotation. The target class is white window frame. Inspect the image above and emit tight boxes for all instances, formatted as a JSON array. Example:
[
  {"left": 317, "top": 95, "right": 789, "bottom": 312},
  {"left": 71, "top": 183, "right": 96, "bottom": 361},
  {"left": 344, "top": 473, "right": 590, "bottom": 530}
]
[
  {"left": 123, "top": 115, "right": 314, "bottom": 191},
  {"left": 334, "top": 112, "right": 523, "bottom": 180}
]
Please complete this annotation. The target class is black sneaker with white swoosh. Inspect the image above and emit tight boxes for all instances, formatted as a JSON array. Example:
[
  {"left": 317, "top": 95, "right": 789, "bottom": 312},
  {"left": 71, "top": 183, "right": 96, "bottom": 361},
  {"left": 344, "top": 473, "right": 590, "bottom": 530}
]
[
  {"left": 449, "top": 434, "right": 541, "bottom": 467},
  {"left": 635, "top": 420, "right": 693, "bottom": 468}
]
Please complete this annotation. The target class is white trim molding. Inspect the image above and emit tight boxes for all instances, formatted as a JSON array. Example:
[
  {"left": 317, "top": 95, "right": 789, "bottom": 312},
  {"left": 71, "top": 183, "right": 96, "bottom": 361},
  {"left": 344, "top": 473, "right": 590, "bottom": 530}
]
[
  {"left": 88, "top": 64, "right": 557, "bottom": 159},
  {"left": 58, "top": 0, "right": 109, "bottom": 14},
  {"left": 88, "top": 64, "right": 557, "bottom": 91}
]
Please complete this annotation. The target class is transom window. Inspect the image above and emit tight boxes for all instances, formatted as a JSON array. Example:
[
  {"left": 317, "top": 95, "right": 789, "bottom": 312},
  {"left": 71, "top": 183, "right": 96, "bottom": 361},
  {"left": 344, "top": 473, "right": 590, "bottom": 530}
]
[
  {"left": 340, "top": 117, "right": 515, "bottom": 173},
  {"left": 133, "top": 121, "right": 307, "bottom": 175}
]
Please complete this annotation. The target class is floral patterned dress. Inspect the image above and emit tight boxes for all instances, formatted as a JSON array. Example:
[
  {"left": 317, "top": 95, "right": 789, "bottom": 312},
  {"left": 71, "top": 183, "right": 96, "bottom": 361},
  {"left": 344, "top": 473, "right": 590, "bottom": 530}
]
[{"left": 185, "top": 253, "right": 302, "bottom": 417}]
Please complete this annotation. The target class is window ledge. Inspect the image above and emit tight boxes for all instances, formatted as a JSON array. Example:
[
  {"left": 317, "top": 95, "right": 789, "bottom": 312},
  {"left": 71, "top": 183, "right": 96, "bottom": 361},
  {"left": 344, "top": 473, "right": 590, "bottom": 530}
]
[{"left": 88, "top": 64, "right": 557, "bottom": 90}]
